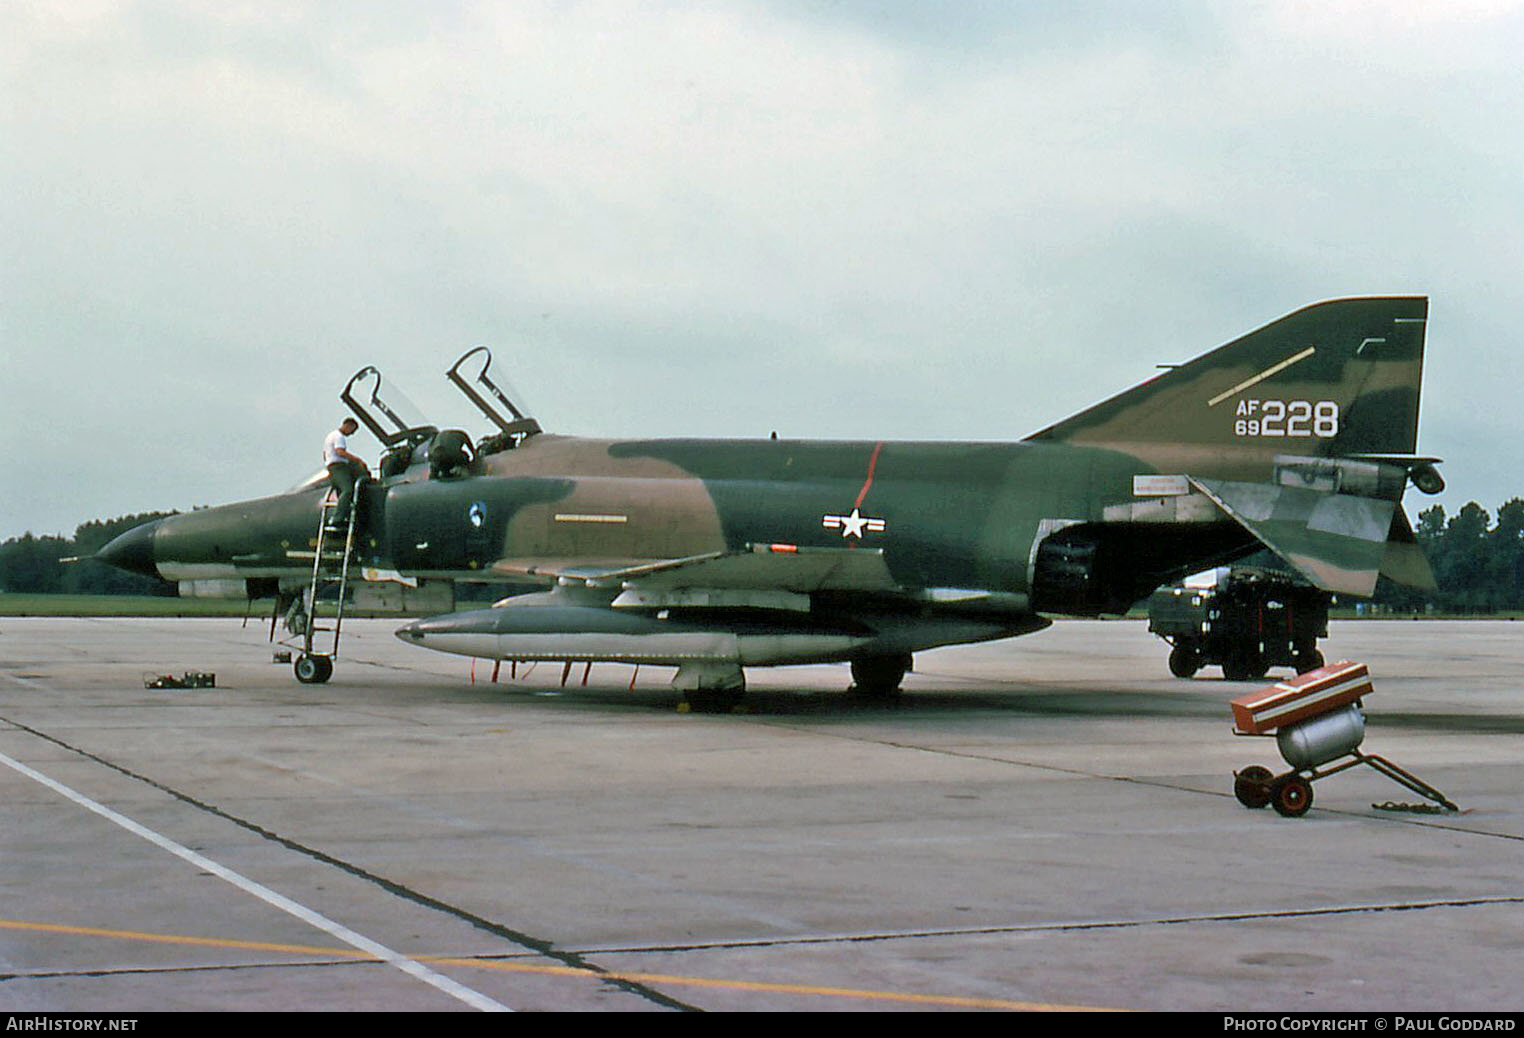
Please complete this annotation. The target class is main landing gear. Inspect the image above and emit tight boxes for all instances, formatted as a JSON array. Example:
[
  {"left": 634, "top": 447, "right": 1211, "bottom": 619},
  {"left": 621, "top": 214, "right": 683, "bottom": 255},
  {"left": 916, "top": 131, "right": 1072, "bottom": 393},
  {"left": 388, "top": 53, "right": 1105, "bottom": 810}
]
[{"left": 848, "top": 653, "right": 912, "bottom": 698}]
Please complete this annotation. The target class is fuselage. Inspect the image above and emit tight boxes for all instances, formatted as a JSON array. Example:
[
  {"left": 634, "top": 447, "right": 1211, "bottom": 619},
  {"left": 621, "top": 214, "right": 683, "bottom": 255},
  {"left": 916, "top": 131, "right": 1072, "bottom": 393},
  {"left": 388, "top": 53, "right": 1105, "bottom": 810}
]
[{"left": 101, "top": 431, "right": 1265, "bottom": 617}]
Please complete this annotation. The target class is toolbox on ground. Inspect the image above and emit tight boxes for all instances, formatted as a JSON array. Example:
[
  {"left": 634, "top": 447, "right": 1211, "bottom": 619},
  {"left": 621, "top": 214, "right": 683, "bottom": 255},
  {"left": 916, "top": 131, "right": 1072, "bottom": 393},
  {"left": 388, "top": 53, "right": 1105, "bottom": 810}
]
[{"left": 1230, "top": 660, "right": 1372, "bottom": 735}]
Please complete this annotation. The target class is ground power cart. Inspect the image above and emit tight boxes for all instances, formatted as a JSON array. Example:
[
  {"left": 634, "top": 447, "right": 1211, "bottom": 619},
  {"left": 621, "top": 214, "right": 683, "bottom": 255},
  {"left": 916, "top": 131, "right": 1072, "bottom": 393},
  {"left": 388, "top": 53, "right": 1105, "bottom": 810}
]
[{"left": 1148, "top": 567, "right": 1329, "bottom": 681}]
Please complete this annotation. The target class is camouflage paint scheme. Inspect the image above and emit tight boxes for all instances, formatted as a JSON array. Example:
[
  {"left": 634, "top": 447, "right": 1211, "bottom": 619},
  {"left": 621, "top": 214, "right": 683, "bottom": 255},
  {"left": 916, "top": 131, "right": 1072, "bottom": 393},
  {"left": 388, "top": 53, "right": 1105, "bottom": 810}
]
[{"left": 98, "top": 297, "right": 1438, "bottom": 691}]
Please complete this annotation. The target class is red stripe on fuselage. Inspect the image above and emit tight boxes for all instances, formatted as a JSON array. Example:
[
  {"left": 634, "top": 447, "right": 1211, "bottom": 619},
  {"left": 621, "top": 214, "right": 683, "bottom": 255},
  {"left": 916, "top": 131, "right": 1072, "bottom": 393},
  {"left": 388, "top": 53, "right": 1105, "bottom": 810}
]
[{"left": 854, "top": 442, "right": 885, "bottom": 508}]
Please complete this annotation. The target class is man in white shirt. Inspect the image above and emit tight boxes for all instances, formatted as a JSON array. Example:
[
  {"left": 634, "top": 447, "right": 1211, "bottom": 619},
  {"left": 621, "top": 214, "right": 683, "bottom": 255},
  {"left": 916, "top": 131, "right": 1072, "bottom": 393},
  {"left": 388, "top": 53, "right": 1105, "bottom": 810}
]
[{"left": 323, "top": 418, "right": 370, "bottom": 530}]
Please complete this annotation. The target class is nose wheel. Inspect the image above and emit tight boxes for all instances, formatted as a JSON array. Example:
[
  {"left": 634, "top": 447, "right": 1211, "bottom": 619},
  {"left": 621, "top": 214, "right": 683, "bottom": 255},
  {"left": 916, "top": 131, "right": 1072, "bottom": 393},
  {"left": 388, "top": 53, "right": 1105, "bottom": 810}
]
[{"left": 294, "top": 654, "right": 334, "bottom": 684}]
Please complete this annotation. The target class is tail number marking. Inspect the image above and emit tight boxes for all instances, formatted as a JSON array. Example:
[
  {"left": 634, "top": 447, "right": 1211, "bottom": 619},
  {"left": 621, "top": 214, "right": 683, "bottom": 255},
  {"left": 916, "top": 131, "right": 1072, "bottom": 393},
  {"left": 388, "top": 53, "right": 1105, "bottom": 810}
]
[{"left": 1234, "top": 400, "right": 1339, "bottom": 438}]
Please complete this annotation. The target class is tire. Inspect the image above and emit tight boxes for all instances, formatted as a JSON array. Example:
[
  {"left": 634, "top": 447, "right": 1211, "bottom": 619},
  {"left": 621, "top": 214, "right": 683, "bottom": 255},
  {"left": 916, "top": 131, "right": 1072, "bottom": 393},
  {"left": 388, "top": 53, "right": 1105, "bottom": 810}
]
[
  {"left": 1223, "top": 650, "right": 1265, "bottom": 682},
  {"left": 294, "top": 654, "right": 332, "bottom": 684},
  {"left": 849, "top": 654, "right": 911, "bottom": 697},
  {"left": 1294, "top": 649, "right": 1325, "bottom": 674},
  {"left": 1168, "top": 645, "right": 1200, "bottom": 679},
  {"left": 1234, "top": 765, "right": 1274, "bottom": 809},
  {"left": 683, "top": 687, "right": 745, "bottom": 713},
  {"left": 1271, "top": 775, "right": 1314, "bottom": 818}
]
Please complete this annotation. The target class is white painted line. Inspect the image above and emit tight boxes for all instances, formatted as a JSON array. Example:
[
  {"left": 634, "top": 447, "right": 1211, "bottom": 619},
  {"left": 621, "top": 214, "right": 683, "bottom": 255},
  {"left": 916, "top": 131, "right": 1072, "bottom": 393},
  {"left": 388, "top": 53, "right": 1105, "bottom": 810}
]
[
  {"left": 1207, "top": 346, "right": 1317, "bottom": 407},
  {"left": 0, "top": 748, "right": 511, "bottom": 1012}
]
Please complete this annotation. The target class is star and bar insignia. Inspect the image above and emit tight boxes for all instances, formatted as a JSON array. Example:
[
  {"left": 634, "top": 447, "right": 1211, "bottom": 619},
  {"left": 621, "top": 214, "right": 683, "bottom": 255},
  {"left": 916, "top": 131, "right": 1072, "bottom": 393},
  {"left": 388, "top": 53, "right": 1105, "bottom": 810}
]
[{"left": 822, "top": 508, "right": 887, "bottom": 539}]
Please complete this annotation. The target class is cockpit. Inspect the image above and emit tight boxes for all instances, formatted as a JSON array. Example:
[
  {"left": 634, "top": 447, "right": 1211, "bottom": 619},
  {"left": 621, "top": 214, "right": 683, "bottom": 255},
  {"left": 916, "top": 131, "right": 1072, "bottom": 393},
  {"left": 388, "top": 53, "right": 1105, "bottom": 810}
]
[{"left": 339, "top": 346, "right": 543, "bottom": 484}]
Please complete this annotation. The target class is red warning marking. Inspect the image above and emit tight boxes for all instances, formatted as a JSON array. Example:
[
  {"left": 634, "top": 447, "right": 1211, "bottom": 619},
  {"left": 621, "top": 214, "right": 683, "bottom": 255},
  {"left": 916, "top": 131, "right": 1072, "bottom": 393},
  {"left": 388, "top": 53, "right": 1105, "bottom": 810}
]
[{"left": 854, "top": 441, "right": 885, "bottom": 508}]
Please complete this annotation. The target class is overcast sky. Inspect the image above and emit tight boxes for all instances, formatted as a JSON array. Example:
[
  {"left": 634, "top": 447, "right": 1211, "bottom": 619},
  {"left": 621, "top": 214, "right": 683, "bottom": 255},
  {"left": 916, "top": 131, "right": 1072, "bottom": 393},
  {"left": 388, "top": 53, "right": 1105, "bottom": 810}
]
[{"left": 4, "top": 0, "right": 1522, "bottom": 540}]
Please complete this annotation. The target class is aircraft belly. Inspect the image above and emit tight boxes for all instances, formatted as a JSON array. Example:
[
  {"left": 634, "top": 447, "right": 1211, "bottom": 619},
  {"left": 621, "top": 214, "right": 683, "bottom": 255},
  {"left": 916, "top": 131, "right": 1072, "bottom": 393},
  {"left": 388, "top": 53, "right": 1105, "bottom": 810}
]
[{"left": 159, "top": 562, "right": 245, "bottom": 581}]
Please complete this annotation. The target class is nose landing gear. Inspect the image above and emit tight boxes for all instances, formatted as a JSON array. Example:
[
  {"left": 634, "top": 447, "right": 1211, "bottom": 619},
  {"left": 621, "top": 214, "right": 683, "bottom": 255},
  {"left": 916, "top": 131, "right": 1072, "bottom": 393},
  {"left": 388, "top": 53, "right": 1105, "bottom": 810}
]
[{"left": 294, "top": 653, "right": 334, "bottom": 684}]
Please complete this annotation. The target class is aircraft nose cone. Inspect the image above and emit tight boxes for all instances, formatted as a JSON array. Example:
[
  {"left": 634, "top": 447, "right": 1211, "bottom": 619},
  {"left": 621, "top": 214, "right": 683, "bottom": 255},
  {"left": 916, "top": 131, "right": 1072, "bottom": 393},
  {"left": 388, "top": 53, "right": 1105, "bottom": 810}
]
[
  {"left": 95, "top": 519, "right": 163, "bottom": 579},
  {"left": 394, "top": 613, "right": 463, "bottom": 643}
]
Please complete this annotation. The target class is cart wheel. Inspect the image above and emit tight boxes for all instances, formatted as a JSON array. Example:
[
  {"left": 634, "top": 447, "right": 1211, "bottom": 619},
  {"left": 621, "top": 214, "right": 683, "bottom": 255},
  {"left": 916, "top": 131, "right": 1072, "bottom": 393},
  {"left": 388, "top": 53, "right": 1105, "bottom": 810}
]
[
  {"left": 1234, "top": 766, "right": 1274, "bottom": 809},
  {"left": 294, "top": 654, "right": 333, "bottom": 684},
  {"left": 1271, "top": 775, "right": 1314, "bottom": 818},
  {"left": 1168, "top": 646, "right": 1201, "bottom": 679}
]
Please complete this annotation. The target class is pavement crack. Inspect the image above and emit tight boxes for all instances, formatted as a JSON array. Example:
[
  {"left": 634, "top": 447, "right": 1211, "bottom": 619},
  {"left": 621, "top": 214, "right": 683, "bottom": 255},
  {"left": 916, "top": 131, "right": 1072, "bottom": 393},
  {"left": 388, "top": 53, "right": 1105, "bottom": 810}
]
[
  {"left": 1, "top": 715, "right": 700, "bottom": 1012},
  {"left": 569, "top": 894, "right": 1524, "bottom": 955}
]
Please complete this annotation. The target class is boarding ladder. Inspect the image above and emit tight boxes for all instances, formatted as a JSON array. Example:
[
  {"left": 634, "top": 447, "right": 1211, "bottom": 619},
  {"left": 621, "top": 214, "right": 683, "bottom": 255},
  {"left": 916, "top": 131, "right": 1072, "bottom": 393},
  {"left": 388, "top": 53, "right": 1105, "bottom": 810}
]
[{"left": 293, "top": 492, "right": 357, "bottom": 684}]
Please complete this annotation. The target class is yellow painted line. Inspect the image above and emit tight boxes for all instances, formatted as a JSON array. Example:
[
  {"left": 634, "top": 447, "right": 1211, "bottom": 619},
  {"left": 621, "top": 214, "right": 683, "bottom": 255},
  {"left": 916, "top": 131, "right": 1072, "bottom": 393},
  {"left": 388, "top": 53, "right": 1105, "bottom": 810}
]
[
  {"left": 0, "top": 919, "right": 366, "bottom": 961},
  {"left": 1207, "top": 346, "right": 1316, "bottom": 407},
  {"left": 432, "top": 957, "right": 1121, "bottom": 1011},
  {"left": 0, "top": 751, "right": 509, "bottom": 1012},
  {"left": 1, "top": 919, "right": 1123, "bottom": 1012}
]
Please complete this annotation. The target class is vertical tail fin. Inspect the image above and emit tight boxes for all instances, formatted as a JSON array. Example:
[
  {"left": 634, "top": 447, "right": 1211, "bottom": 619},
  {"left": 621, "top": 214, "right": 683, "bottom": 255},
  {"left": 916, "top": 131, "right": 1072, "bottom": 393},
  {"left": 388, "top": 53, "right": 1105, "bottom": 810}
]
[{"left": 1026, "top": 296, "right": 1428, "bottom": 457}]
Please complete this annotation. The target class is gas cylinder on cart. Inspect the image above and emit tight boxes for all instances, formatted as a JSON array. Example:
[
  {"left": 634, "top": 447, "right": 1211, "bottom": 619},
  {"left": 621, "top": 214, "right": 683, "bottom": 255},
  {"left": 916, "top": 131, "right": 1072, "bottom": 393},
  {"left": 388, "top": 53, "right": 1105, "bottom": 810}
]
[{"left": 1276, "top": 703, "right": 1366, "bottom": 769}]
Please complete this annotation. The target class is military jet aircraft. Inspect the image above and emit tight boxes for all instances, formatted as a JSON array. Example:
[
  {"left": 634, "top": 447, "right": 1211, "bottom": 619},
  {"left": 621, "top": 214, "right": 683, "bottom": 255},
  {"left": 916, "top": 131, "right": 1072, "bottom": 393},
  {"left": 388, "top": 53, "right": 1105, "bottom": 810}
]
[{"left": 97, "top": 297, "right": 1441, "bottom": 695}]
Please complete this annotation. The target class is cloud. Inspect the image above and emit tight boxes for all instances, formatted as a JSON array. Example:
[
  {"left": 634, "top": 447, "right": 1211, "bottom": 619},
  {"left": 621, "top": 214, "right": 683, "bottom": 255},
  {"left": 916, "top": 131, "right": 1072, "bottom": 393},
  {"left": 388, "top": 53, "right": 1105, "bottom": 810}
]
[{"left": 3, "top": 1, "right": 1520, "bottom": 536}]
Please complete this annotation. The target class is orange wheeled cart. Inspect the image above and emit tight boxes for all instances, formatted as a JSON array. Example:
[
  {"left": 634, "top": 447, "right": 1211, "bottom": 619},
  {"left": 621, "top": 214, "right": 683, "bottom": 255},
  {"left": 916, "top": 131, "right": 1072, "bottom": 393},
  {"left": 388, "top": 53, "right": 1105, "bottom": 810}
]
[{"left": 1229, "top": 661, "right": 1458, "bottom": 818}]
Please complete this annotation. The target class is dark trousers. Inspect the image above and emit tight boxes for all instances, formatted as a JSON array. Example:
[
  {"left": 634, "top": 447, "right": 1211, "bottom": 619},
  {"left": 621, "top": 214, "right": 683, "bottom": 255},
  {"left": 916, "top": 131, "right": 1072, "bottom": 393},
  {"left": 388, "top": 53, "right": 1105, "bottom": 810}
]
[{"left": 327, "top": 462, "right": 361, "bottom": 524}]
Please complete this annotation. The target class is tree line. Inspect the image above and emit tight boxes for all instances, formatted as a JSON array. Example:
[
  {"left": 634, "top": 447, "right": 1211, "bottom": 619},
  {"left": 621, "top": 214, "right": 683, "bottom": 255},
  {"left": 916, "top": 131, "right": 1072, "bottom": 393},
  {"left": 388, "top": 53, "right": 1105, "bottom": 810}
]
[
  {"left": 1375, "top": 499, "right": 1524, "bottom": 614},
  {"left": 5, "top": 499, "right": 1524, "bottom": 611},
  {"left": 0, "top": 513, "right": 180, "bottom": 596}
]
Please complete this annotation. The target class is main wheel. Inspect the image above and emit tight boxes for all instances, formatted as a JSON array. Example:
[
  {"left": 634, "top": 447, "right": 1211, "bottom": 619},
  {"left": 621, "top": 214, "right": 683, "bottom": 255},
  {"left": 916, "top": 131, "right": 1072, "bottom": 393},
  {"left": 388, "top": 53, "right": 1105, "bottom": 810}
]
[
  {"left": 1168, "top": 645, "right": 1201, "bottom": 678},
  {"left": 849, "top": 653, "right": 912, "bottom": 697},
  {"left": 1270, "top": 774, "right": 1314, "bottom": 818},
  {"left": 683, "top": 687, "right": 746, "bottom": 713},
  {"left": 1234, "top": 765, "right": 1274, "bottom": 809},
  {"left": 1294, "top": 648, "right": 1325, "bottom": 674},
  {"left": 294, "top": 654, "right": 333, "bottom": 684}
]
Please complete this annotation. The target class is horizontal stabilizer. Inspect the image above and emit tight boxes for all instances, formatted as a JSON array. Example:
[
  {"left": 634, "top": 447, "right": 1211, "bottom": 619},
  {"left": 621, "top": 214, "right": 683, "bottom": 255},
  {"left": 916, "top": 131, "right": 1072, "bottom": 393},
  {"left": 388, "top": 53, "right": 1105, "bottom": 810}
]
[
  {"left": 1190, "top": 477, "right": 1397, "bottom": 597},
  {"left": 1380, "top": 506, "right": 1437, "bottom": 591}
]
